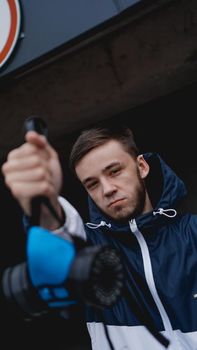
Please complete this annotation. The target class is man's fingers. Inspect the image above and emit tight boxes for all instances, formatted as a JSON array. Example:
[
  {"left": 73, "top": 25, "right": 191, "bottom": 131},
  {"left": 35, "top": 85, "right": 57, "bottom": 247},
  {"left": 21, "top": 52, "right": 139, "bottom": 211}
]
[
  {"left": 6, "top": 180, "right": 56, "bottom": 200},
  {"left": 25, "top": 131, "right": 58, "bottom": 160},
  {"left": 25, "top": 131, "right": 47, "bottom": 147},
  {"left": 2, "top": 153, "right": 50, "bottom": 175},
  {"left": 4, "top": 166, "right": 52, "bottom": 184}
]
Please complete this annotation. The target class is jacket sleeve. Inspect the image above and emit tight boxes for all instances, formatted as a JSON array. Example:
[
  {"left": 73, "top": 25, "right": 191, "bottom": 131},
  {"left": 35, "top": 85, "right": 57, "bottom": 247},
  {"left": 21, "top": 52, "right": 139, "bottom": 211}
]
[{"left": 53, "top": 196, "right": 87, "bottom": 241}]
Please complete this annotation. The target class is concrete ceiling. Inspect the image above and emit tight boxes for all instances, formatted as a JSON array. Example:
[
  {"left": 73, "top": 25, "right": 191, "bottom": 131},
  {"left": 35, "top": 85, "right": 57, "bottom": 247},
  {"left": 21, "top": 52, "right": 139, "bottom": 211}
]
[{"left": 0, "top": 0, "right": 197, "bottom": 160}]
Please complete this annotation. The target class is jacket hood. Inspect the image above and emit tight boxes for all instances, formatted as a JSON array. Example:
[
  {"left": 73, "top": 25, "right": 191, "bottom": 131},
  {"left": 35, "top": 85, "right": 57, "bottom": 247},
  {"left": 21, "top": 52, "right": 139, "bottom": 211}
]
[{"left": 86, "top": 153, "right": 187, "bottom": 230}]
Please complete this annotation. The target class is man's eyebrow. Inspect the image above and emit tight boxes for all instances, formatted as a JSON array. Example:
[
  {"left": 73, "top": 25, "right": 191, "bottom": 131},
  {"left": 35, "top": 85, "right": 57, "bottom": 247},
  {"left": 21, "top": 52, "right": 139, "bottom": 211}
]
[
  {"left": 82, "top": 162, "right": 121, "bottom": 186},
  {"left": 104, "top": 161, "right": 121, "bottom": 171}
]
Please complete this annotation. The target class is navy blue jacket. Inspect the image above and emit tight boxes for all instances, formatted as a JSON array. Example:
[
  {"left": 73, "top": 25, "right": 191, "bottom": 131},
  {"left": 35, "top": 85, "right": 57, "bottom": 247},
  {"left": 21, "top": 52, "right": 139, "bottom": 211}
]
[{"left": 81, "top": 153, "right": 197, "bottom": 350}]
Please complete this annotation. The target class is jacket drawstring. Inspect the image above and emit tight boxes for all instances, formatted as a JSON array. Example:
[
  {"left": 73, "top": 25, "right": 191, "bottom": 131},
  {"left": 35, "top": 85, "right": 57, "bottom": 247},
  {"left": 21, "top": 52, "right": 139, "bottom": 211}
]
[
  {"left": 86, "top": 208, "right": 177, "bottom": 229},
  {"left": 153, "top": 208, "right": 177, "bottom": 218},
  {"left": 86, "top": 220, "right": 111, "bottom": 229}
]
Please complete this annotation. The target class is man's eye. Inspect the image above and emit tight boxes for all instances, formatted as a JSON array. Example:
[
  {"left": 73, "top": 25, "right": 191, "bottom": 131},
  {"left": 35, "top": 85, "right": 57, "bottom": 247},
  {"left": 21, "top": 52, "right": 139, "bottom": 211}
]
[
  {"left": 110, "top": 168, "right": 120, "bottom": 176},
  {"left": 87, "top": 182, "right": 98, "bottom": 190}
]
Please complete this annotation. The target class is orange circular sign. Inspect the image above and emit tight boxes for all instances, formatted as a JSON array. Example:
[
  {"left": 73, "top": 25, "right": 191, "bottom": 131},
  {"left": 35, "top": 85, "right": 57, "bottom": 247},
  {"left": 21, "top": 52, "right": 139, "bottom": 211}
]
[{"left": 0, "top": 0, "right": 21, "bottom": 68}]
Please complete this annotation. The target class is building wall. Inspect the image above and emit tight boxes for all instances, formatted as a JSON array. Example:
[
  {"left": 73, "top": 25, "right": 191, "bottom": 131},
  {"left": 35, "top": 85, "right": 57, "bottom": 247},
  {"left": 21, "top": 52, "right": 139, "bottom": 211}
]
[{"left": 1, "top": 1, "right": 197, "bottom": 349}]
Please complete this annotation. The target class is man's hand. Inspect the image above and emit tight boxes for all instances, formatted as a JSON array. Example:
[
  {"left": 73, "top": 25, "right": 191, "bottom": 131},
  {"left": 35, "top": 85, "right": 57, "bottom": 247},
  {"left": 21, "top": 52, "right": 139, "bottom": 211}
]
[{"left": 1, "top": 131, "right": 63, "bottom": 230}]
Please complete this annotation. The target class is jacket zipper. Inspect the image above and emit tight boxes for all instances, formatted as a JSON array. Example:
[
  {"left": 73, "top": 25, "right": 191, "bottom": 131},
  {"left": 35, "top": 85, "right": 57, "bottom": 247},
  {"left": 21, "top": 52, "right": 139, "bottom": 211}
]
[{"left": 129, "top": 219, "right": 176, "bottom": 347}]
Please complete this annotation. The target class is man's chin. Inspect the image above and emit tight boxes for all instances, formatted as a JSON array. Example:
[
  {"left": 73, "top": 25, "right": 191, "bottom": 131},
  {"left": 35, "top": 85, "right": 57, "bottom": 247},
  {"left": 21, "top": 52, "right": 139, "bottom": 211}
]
[{"left": 108, "top": 207, "right": 133, "bottom": 222}]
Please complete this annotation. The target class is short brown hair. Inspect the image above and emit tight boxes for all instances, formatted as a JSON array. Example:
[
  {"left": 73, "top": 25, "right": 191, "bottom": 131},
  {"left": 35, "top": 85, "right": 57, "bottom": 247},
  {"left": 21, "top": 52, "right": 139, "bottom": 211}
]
[{"left": 69, "top": 124, "right": 139, "bottom": 175}]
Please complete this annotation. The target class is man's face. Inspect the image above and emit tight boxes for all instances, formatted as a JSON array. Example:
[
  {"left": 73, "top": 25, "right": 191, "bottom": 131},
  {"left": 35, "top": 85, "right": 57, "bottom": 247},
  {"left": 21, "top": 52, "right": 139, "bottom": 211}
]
[{"left": 75, "top": 140, "right": 151, "bottom": 222}]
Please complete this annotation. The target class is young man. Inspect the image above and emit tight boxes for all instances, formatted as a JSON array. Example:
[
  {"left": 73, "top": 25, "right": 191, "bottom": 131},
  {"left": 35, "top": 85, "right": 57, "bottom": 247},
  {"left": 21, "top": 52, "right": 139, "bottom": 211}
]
[{"left": 2, "top": 124, "right": 197, "bottom": 350}]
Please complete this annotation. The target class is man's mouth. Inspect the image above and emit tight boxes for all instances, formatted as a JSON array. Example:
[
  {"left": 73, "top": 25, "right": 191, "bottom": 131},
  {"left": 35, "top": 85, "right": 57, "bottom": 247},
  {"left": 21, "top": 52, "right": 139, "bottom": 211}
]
[{"left": 108, "top": 198, "right": 126, "bottom": 207}]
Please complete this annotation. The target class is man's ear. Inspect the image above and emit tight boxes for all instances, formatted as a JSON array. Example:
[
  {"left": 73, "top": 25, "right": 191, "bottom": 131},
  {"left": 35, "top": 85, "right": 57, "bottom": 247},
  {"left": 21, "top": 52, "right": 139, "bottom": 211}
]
[{"left": 137, "top": 155, "right": 150, "bottom": 179}]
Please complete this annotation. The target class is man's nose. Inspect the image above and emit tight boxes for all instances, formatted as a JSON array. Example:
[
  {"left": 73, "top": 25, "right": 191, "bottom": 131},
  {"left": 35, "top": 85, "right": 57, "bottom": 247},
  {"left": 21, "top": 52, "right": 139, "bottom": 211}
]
[{"left": 101, "top": 179, "right": 116, "bottom": 197}]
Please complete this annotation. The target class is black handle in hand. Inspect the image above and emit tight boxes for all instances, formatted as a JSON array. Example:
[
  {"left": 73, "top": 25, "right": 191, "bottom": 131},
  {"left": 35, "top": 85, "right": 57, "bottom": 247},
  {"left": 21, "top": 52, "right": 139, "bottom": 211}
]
[
  {"left": 23, "top": 116, "right": 48, "bottom": 138},
  {"left": 23, "top": 116, "right": 63, "bottom": 227}
]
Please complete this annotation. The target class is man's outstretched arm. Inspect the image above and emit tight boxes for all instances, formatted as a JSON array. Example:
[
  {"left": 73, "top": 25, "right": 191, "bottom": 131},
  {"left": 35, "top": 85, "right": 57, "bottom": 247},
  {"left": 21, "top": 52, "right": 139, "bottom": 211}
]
[{"left": 1, "top": 130, "right": 86, "bottom": 240}]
